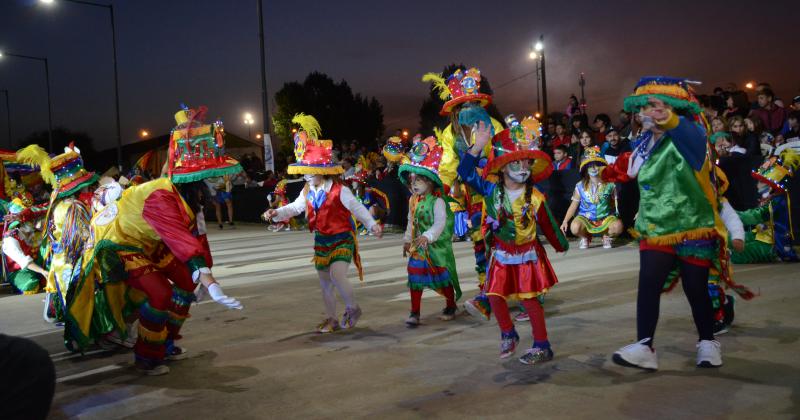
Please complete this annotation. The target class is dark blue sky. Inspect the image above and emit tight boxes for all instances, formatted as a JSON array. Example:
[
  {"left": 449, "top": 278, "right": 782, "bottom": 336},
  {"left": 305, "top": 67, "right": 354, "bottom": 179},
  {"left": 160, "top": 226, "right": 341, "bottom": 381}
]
[{"left": 1, "top": 0, "right": 798, "bottom": 151}]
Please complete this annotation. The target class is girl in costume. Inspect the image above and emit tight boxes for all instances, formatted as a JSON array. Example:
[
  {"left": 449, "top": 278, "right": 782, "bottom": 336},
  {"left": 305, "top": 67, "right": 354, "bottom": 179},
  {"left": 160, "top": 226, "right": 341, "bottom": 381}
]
[
  {"left": 264, "top": 114, "right": 382, "bottom": 333},
  {"left": 606, "top": 77, "right": 752, "bottom": 370},
  {"left": 560, "top": 146, "right": 623, "bottom": 249},
  {"left": 2, "top": 198, "right": 48, "bottom": 294},
  {"left": 458, "top": 116, "right": 569, "bottom": 365},
  {"left": 398, "top": 136, "right": 460, "bottom": 327}
]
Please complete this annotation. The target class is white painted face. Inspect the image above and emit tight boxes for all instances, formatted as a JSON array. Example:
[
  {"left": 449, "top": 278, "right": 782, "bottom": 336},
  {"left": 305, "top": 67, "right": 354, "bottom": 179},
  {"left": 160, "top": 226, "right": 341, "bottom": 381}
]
[
  {"left": 304, "top": 174, "right": 323, "bottom": 186},
  {"left": 587, "top": 166, "right": 601, "bottom": 177},
  {"left": 757, "top": 181, "right": 771, "bottom": 198},
  {"left": 412, "top": 177, "right": 431, "bottom": 195},
  {"left": 504, "top": 160, "right": 531, "bottom": 184},
  {"left": 638, "top": 111, "right": 655, "bottom": 131},
  {"left": 351, "top": 181, "right": 359, "bottom": 191}
]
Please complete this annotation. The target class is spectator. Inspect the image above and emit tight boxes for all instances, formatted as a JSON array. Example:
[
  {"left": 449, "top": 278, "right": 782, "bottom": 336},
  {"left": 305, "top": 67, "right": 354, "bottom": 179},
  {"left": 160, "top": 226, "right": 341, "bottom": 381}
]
[
  {"left": 745, "top": 116, "right": 766, "bottom": 139},
  {"left": 600, "top": 128, "right": 631, "bottom": 158},
  {"left": 552, "top": 145, "right": 572, "bottom": 171},
  {"left": 714, "top": 132, "right": 759, "bottom": 211},
  {"left": 0, "top": 334, "right": 56, "bottom": 420},
  {"left": 570, "top": 113, "right": 589, "bottom": 140},
  {"left": 617, "top": 110, "right": 632, "bottom": 139},
  {"left": 729, "top": 116, "right": 761, "bottom": 161},
  {"left": 204, "top": 175, "right": 235, "bottom": 229},
  {"left": 791, "top": 95, "right": 800, "bottom": 111},
  {"left": 566, "top": 94, "right": 582, "bottom": 118},
  {"left": 263, "top": 170, "right": 278, "bottom": 189},
  {"left": 722, "top": 91, "right": 750, "bottom": 119},
  {"left": 710, "top": 115, "right": 728, "bottom": 134},
  {"left": 781, "top": 111, "right": 800, "bottom": 142},
  {"left": 549, "top": 122, "right": 571, "bottom": 151},
  {"left": 750, "top": 88, "right": 789, "bottom": 135},
  {"left": 593, "top": 113, "right": 612, "bottom": 144},
  {"left": 342, "top": 158, "right": 356, "bottom": 178},
  {"left": 570, "top": 129, "right": 594, "bottom": 162}
]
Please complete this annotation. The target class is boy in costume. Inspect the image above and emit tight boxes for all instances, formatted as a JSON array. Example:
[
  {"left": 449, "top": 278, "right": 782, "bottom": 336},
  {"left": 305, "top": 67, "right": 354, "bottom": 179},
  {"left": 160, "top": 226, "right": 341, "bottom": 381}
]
[{"left": 2, "top": 198, "right": 48, "bottom": 294}]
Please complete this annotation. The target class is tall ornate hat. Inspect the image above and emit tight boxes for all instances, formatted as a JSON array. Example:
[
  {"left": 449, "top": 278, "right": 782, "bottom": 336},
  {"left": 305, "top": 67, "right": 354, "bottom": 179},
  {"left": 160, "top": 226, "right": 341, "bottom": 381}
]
[
  {"left": 751, "top": 149, "right": 799, "bottom": 194},
  {"left": 484, "top": 115, "right": 552, "bottom": 183},
  {"left": 346, "top": 170, "right": 370, "bottom": 186},
  {"left": 623, "top": 76, "right": 702, "bottom": 115},
  {"left": 382, "top": 136, "right": 405, "bottom": 163},
  {"left": 167, "top": 104, "right": 242, "bottom": 184},
  {"left": 579, "top": 146, "right": 608, "bottom": 172},
  {"left": 287, "top": 113, "right": 343, "bottom": 175},
  {"left": 423, "top": 67, "right": 492, "bottom": 116},
  {"left": 17, "top": 143, "right": 99, "bottom": 199},
  {"left": 398, "top": 135, "right": 444, "bottom": 190}
]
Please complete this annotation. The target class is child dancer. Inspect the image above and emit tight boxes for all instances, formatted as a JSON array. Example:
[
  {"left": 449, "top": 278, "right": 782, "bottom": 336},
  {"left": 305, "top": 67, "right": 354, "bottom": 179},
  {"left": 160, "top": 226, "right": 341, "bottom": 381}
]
[
  {"left": 560, "top": 146, "right": 623, "bottom": 249},
  {"left": 265, "top": 114, "right": 382, "bottom": 333},
  {"left": 398, "top": 136, "right": 460, "bottom": 327},
  {"left": 458, "top": 117, "right": 568, "bottom": 364}
]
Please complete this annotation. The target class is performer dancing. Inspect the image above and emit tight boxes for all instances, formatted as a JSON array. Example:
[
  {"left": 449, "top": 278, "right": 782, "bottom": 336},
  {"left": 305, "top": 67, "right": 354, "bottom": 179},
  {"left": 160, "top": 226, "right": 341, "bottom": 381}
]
[
  {"left": 458, "top": 116, "right": 568, "bottom": 364},
  {"left": 560, "top": 146, "right": 623, "bottom": 249},
  {"left": 347, "top": 170, "right": 389, "bottom": 235},
  {"left": 2, "top": 198, "right": 48, "bottom": 294},
  {"left": 264, "top": 114, "right": 382, "bottom": 333},
  {"left": 398, "top": 136, "right": 460, "bottom": 327},
  {"left": 608, "top": 77, "right": 749, "bottom": 370}
]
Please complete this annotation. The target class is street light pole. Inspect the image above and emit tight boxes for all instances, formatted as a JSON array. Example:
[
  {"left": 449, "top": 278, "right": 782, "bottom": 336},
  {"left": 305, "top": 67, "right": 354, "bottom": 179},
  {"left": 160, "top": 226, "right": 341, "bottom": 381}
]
[
  {"left": 44, "top": 0, "right": 123, "bottom": 169},
  {"left": 0, "top": 53, "right": 53, "bottom": 151},
  {"left": 538, "top": 34, "right": 548, "bottom": 123},
  {"left": 579, "top": 72, "right": 587, "bottom": 113},
  {"left": 0, "top": 90, "right": 10, "bottom": 147},
  {"left": 257, "top": 0, "right": 272, "bottom": 168}
]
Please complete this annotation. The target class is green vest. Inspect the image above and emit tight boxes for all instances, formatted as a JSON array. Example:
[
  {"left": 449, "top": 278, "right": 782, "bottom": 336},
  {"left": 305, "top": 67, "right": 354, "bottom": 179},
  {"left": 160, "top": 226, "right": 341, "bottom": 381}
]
[
  {"left": 635, "top": 137, "right": 717, "bottom": 242},
  {"left": 483, "top": 186, "right": 543, "bottom": 245},
  {"left": 411, "top": 194, "right": 459, "bottom": 295}
]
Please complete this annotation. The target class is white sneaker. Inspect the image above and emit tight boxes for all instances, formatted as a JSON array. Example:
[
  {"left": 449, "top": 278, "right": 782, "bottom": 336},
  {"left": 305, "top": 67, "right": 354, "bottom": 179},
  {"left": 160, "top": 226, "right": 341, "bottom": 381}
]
[
  {"left": 612, "top": 338, "right": 658, "bottom": 371},
  {"left": 602, "top": 236, "right": 613, "bottom": 249},
  {"left": 696, "top": 340, "right": 722, "bottom": 368},
  {"left": 579, "top": 238, "right": 589, "bottom": 249}
]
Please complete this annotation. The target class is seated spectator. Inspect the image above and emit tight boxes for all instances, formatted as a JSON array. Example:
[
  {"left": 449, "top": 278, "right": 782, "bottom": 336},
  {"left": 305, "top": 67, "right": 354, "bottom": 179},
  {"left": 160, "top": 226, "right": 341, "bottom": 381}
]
[
  {"left": 593, "top": 113, "right": 611, "bottom": 145},
  {"left": 549, "top": 122, "right": 571, "bottom": 151},
  {"left": 342, "top": 158, "right": 356, "bottom": 178},
  {"left": 570, "top": 130, "right": 594, "bottom": 162},
  {"left": 710, "top": 115, "right": 728, "bottom": 134},
  {"left": 750, "top": 88, "right": 789, "bottom": 135},
  {"left": 714, "top": 132, "right": 759, "bottom": 211},
  {"left": 600, "top": 128, "right": 631, "bottom": 158},
  {"left": 617, "top": 110, "right": 632, "bottom": 139},
  {"left": 552, "top": 145, "right": 572, "bottom": 171}
]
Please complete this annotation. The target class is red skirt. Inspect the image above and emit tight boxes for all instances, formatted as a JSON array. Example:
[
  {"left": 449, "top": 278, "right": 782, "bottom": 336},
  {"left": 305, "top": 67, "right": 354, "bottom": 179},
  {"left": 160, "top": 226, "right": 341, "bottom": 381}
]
[{"left": 485, "top": 239, "right": 558, "bottom": 300}]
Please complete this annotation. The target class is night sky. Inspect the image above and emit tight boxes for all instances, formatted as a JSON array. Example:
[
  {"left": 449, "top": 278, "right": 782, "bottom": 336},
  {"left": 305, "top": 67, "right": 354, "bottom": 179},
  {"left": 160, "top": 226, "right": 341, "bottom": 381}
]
[{"left": 1, "top": 0, "right": 798, "bottom": 151}]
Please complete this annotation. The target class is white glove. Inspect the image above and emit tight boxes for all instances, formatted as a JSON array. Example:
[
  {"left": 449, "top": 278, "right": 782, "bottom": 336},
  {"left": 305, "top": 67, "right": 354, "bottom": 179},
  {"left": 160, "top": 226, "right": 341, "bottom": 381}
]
[{"left": 206, "top": 283, "right": 243, "bottom": 310}]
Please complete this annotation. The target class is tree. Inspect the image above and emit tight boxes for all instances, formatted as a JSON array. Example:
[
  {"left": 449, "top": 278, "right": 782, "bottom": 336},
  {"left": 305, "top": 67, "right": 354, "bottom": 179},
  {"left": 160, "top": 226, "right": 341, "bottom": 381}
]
[
  {"left": 418, "top": 63, "right": 504, "bottom": 136},
  {"left": 19, "top": 127, "right": 99, "bottom": 168},
  {"left": 273, "top": 72, "right": 385, "bottom": 165}
]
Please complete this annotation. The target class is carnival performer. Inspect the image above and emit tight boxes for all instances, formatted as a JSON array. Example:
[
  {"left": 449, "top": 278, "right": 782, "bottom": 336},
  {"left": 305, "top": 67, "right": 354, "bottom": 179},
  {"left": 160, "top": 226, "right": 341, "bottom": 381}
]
[
  {"left": 458, "top": 116, "right": 568, "bottom": 364},
  {"left": 398, "top": 136, "right": 460, "bottom": 327},
  {"left": 422, "top": 67, "right": 503, "bottom": 321},
  {"left": 560, "top": 146, "right": 623, "bottom": 249},
  {"left": 449, "top": 178, "right": 470, "bottom": 241},
  {"left": 264, "top": 114, "right": 382, "bottom": 333},
  {"left": 732, "top": 149, "right": 800, "bottom": 263},
  {"left": 2, "top": 198, "right": 48, "bottom": 294},
  {"left": 346, "top": 170, "right": 389, "bottom": 235},
  {"left": 267, "top": 179, "right": 298, "bottom": 231},
  {"left": 18, "top": 144, "right": 97, "bottom": 323},
  {"left": 606, "top": 77, "right": 754, "bottom": 370}
]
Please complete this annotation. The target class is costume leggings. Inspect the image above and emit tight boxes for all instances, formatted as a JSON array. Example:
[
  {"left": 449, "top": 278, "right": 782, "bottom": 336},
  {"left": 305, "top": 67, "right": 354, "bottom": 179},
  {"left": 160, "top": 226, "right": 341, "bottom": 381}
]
[
  {"left": 126, "top": 259, "right": 195, "bottom": 362},
  {"left": 409, "top": 286, "right": 456, "bottom": 314},
  {"left": 489, "top": 295, "right": 548, "bottom": 342},
  {"left": 317, "top": 261, "right": 357, "bottom": 319},
  {"left": 637, "top": 250, "right": 714, "bottom": 345}
]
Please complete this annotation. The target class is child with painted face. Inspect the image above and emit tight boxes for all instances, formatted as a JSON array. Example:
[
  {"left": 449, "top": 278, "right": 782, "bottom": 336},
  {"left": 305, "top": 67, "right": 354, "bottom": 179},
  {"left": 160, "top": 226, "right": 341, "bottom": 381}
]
[
  {"left": 264, "top": 114, "right": 382, "bottom": 334},
  {"left": 399, "top": 136, "right": 461, "bottom": 327},
  {"left": 560, "top": 147, "right": 624, "bottom": 249},
  {"left": 457, "top": 118, "right": 569, "bottom": 365}
]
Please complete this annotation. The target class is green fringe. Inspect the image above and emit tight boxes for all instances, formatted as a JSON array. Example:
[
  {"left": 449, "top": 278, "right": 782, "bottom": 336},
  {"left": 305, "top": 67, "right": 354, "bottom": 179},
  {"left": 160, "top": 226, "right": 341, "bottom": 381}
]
[
  {"left": 170, "top": 163, "right": 243, "bottom": 184},
  {"left": 56, "top": 174, "right": 100, "bottom": 199},
  {"left": 623, "top": 94, "right": 702, "bottom": 115}
]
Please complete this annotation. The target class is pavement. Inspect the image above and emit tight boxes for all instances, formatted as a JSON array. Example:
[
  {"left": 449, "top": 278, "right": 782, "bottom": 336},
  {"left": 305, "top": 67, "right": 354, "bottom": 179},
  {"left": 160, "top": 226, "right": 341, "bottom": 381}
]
[{"left": 1, "top": 224, "right": 798, "bottom": 419}]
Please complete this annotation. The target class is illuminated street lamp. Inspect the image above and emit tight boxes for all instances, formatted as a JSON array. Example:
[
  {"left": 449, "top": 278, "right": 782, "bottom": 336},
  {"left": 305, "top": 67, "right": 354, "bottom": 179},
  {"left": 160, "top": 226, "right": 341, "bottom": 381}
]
[
  {"left": 243, "top": 113, "right": 255, "bottom": 139},
  {"left": 139, "top": 129, "right": 149, "bottom": 139},
  {"left": 745, "top": 82, "right": 754, "bottom": 90}
]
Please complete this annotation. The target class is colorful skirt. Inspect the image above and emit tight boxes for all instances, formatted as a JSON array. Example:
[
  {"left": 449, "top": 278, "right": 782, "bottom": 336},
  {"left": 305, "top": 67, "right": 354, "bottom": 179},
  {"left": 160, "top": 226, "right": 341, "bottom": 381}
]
[
  {"left": 407, "top": 253, "right": 456, "bottom": 291},
  {"left": 485, "top": 239, "right": 558, "bottom": 300},
  {"left": 313, "top": 231, "right": 355, "bottom": 271},
  {"left": 574, "top": 215, "right": 619, "bottom": 235}
]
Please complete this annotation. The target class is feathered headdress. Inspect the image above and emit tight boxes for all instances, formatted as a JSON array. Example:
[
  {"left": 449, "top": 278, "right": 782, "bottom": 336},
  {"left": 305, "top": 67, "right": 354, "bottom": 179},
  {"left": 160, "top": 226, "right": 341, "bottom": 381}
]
[
  {"left": 16, "top": 144, "right": 56, "bottom": 186},
  {"left": 287, "top": 113, "right": 342, "bottom": 175}
]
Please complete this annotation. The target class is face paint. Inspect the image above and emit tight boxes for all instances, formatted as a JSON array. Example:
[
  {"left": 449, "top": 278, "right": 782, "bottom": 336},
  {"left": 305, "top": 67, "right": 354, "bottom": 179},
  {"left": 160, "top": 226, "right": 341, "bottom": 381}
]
[
  {"left": 504, "top": 161, "right": 530, "bottom": 184},
  {"left": 639, "top": 112, "right": 655, "bottom": 131},
  {"left": 351, "top": 182, "right": 359, "bottom": 191},
  {"left": 412, "top": 178, "right": 430, "bottom": 195},
  {"left": 587, "top": 166, "right": 600, "bottom": 177}
]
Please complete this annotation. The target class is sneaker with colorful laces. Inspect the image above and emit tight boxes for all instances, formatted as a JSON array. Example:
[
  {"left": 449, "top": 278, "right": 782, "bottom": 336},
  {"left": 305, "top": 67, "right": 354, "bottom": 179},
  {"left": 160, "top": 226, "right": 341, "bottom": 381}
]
[
  {"left": 499, "top": 330, "right": 520, "bottom": 359},
  {"left": 341, "top": 306, "right": 362, "bottom": 329},
  {"left": 316, "top": 317, "right": 340, "bottom": 333},
  {"left": 518, "top": 346, "right": 554, "bottom": 365}
]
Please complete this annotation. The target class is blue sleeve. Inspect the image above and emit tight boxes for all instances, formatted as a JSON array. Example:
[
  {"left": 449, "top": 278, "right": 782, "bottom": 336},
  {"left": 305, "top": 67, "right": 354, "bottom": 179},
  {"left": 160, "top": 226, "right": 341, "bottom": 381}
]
[
  {"left": 668, "top": 116, "right": 708, "bottom": 171},
  {"left": 457, "top": 152, "right": 495, "bottom": 197}
]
